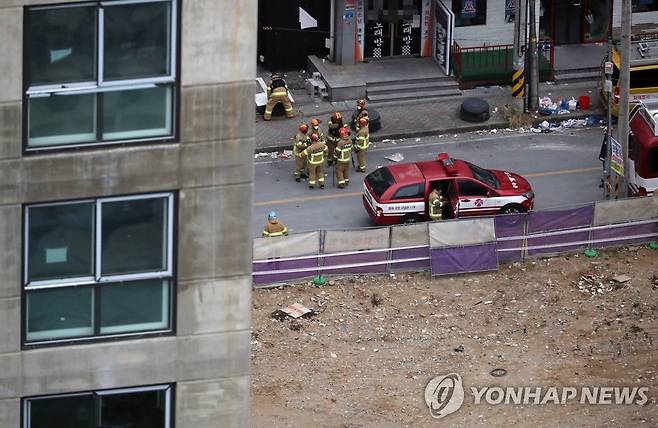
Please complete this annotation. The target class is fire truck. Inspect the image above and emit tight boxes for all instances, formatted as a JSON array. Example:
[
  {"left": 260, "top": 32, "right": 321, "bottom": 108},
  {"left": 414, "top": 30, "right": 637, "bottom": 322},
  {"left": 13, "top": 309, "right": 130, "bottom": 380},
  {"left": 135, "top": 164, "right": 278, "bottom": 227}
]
[{"left": 628, "top": 101, "right": 658, "bottom": 197}]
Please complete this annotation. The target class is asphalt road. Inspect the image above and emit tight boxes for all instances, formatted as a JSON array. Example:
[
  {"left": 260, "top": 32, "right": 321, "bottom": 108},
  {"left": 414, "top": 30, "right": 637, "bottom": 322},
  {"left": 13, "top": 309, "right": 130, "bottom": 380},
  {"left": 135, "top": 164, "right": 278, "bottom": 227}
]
[{"left": 253, "top": 127, "right": 605, "bottom": 236}]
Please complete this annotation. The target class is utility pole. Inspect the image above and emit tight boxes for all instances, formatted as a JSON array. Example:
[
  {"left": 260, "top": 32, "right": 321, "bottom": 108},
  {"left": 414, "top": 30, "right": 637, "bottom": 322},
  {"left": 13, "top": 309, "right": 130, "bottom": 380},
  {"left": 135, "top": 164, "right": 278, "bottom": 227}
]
[
  {"left": 618, "top": 0, "right": 632, "bottom": 198},
  {"left": 527, "top": 0, "right": 539, "bottom": 111},
  {"left": 604, "top": 37, "right": 613, "bottom": 200},
  {"left": 512, "top": 0, "right": 525, "bottom": 109}
]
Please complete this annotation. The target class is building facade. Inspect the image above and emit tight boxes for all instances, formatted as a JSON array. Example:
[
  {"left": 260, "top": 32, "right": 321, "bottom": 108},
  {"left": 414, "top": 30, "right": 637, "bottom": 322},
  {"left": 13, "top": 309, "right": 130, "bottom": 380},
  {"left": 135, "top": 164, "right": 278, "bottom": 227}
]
[{"left": 0, "top": 0, "right": 255, "bottom": 426}]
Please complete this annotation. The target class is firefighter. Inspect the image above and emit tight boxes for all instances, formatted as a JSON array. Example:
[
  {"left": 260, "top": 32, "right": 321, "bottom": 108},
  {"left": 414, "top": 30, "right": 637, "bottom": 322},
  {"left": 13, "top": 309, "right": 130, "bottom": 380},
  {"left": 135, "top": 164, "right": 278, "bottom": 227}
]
[
  {"left": 335, "top": 126, "right": 353, "bottom": 189},
  {"left": 428, "top": 188, "right": 445, "bottom": 221},
  {"left": 309, "top": 117, "right": 324, "bottom": 142},
  {"left": 262, "top": 211, "right": 289, "bottom": 237},
  {"left": 326, "top": 112, "right": 345, "bottom": 166},
  {"left": 264, "top": 73, "right": 295, "bottom": 121},
  {"left": 293, "top": 123, "right": 310, "bottom": 182},
  {"left": 303, "top": 133, "right": 327, "bottom": 189},
  {"left": 355, "top": 99, "right": 368, "bottom": 130},
  {"left": 353, "top": 117, "right": 370, "bottom": 172}
]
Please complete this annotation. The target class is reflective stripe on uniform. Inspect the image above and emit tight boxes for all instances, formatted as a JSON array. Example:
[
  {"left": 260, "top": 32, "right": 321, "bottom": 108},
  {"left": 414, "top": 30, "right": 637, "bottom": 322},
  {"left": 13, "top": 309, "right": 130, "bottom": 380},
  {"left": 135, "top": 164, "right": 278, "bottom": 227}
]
[
  {"left": 336, "top": 145, "right": 352, "bottom": 162},
  {"left": 355, "top": 136, "right": 369, "bottom": 150},
  {"left": 308, "top": 150, "right": 324, "bottom": 165}
]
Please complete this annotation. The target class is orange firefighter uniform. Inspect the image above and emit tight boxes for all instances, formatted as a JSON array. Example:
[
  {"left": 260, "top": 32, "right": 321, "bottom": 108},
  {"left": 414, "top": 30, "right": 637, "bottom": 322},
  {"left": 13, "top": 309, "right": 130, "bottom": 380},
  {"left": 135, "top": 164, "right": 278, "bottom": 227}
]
[
  {"left": 303, "top": 133, "right": 328, "bottom": 189},
  {"left": 264, "top": 74, "right": 294, "bottom": 120},
  {"left": 354, "top": 117, "right": 370, "bottom": 172},
  {"left": 262, "top": 216, "right": 288, "bottom": 237},
  {"left": 293, "top": 123, "right": 310, "bottom": 181},
  {"left": 335, "top": 127, "right": 353, "bottom": 188}
]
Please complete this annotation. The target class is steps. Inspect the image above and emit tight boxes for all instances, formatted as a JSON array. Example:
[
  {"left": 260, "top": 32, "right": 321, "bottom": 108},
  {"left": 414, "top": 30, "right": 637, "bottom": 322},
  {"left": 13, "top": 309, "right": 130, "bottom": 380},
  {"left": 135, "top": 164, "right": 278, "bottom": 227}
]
[
  {"left": 366, "top": 76, "right": 461, "bottom": 104},
  {"left": 552, "top": 66, "right": 601, "bottom": 84}
]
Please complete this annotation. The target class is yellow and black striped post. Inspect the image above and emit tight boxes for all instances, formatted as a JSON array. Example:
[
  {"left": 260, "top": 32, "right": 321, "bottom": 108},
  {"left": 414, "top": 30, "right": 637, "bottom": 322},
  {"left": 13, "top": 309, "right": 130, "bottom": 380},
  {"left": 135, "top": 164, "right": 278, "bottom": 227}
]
[{"left": 512, "top": 67, "right": 525, "bottom": 98}]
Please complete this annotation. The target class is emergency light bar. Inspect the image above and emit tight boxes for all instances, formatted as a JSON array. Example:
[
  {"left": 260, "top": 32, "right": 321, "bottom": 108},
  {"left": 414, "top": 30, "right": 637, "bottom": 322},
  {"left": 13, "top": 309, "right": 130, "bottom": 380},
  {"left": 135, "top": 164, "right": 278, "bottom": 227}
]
[{"left": 437, "top": 152, "right": 458, "bottom": 176}]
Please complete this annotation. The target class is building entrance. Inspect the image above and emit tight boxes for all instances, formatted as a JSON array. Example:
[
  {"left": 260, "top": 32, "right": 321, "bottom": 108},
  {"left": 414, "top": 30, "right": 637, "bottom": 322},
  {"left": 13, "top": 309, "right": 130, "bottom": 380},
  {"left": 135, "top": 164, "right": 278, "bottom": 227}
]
[{"left": 364, "top": 0, "right": 422, "bottom": 58}]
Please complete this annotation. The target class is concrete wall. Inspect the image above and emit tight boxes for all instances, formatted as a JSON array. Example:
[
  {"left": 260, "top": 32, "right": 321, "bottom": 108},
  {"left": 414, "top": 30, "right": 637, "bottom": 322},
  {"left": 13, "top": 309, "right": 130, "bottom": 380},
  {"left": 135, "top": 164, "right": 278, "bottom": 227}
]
[
  {"left": 612, "top": 3, "right": 658, "bottom": 32},
  {"left": 438, "top": 0, "right": 540, "bottom": 48},
  {"left": 0, "top": 0, "right": 256, "bottom": 426}
]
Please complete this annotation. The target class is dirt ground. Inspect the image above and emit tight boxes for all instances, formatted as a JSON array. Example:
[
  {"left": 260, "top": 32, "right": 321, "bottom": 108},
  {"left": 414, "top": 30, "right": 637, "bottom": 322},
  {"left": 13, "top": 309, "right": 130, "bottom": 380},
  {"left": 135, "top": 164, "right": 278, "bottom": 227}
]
[{"left": 251, "top": 246, "right": 658, "bottom": 427}]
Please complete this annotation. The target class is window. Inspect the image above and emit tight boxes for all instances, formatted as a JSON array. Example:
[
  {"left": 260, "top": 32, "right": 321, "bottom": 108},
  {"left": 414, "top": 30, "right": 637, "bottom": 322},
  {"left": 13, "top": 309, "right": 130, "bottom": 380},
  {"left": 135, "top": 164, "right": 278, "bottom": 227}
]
[
  {"left": 24, "top": 193, "right": 174, "bottom": 344},
  {"left": 633, "top": 0, "right": 658, "bottom": 12},
  {"left": 24, "top": 384, "right": 172, "bottom": 428},
  {"left": 452, "top": 0, "right": 486, "bottom": 27},
  {"left": 649, "top": 147, "right": 658, "bottom": 173},
  {"left": 458, "top": 179, "right": 490, "bottom": 196},
  {"left": 366, "top": 167, "right": 395, "bottom": 198},
  {"left": 393, "top": 183, "right": 425, "bottom": 199},
  {"left": 25, "top": 1, "right": 177, "bottom": 149},
  {"left": 465, "top": 161, "right": 499, "bottom": 188}
]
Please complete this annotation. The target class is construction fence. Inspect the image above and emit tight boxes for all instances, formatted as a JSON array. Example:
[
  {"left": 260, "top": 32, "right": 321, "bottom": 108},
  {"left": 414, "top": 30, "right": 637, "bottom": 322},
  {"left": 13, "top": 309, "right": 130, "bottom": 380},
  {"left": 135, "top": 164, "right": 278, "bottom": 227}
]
[{"left": 252, "top": 197, "right": 658, "bottom": 287}]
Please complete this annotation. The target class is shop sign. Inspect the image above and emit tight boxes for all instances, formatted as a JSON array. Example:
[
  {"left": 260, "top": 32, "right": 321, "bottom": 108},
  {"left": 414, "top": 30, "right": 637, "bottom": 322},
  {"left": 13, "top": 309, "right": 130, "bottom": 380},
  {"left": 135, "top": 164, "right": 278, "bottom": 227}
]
[{"left": 461, "top": 0, "right": 476, "bottom": 18}]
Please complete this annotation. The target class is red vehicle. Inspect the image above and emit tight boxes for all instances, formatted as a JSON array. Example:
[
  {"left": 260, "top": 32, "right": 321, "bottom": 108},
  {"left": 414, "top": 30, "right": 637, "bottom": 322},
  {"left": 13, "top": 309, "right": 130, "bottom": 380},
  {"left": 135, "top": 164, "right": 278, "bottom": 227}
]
[
  {"left": 628, "top": 102, "right": 658, "bottom": 197},
  {"left": 362, "top": 153, "right": 535, "bottom": 225}
]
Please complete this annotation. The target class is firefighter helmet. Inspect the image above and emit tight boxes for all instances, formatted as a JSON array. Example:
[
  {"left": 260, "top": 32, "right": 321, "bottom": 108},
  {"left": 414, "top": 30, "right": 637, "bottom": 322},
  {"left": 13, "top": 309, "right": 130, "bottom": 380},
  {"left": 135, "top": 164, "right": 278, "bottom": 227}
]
[
  {"left": 310, "top": 118, "right": 320, "bottom": 127},
  {"left": 331, "top": 112, "right": 342, "bottom": 122},
  {"left": 357, "top": 99, "right": 366, "bottom": 109},
  {"left": 299, "top": 123, "right": 308, "bottom": 133},
  {"left": 339, "top": 127, "right": 349, "bottom": 137},
  {"left": 310, "top": 133, "right": 319, "bottom": 142},
  {"left": 358, "top": 117, "right": 369, "bottom": 127},
  {"left": 268, "top": 211, "right": 278, "bottom": 221}
]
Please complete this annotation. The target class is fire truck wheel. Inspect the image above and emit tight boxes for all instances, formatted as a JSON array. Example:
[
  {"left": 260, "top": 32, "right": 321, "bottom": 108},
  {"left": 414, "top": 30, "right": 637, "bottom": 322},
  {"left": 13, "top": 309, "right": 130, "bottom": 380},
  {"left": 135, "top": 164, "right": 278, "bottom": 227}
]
[
  {"left": 351, "top": 108, "right": 381, "bottom": 132},
  {"left": 499, "top": 203, "right": 525, "bottom": 215},
  {"left": 401, "top": 214, "right": 423, "bottom": 224},
  {"left": 459, "top": 98, "right": 490, "bottom": 123}
]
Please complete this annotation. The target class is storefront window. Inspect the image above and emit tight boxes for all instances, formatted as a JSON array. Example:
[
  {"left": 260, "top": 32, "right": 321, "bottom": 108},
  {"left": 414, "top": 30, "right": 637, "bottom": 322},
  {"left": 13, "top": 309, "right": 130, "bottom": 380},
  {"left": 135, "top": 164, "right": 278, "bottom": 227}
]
[
  {"left": 452, "top": 0, "right": 486, "bottom": 27},
  {"left": 585, "top": 0, "right": 611, "bottom": 41},
  {"left": 633, "top": 0, "right": 658, "bottom": 12}
]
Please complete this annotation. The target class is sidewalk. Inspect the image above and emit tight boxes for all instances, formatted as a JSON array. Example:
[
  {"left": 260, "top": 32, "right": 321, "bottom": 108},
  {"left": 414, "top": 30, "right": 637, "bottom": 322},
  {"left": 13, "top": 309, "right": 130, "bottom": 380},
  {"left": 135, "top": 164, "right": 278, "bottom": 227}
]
[{"left": 254, "top": 81, "right": 605, "bottom": 154}]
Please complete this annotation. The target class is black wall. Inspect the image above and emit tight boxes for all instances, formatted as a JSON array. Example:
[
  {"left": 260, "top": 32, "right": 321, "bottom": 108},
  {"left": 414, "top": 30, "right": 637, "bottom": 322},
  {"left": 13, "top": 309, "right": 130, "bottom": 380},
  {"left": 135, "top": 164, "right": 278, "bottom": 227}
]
[{"left": 258, "top": 0, "right": 331, "bottom": 71}]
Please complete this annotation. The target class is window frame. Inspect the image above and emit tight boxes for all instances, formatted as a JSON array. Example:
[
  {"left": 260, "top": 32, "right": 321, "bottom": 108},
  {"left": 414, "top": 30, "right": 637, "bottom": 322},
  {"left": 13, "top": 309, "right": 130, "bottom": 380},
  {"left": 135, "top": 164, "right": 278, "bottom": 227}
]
[
  {"left": 22, "top": 384, "right": 173, "bottom": 428},
  {"left": 22, "top": 192, "right": 176, "bottom": 346},
  {"left": 23, "top": 0, "right": 179, "bottom": 152}
]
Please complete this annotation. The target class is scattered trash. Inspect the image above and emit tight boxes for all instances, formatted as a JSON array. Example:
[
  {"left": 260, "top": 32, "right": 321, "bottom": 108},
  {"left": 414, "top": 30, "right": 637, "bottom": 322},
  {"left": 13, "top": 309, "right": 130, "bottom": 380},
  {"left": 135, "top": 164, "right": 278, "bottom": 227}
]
[
  {"left": 415, "top": 138, "right": 421, "bottom": 142},
  {"left": 278, "top": 150, "right": 293, "bottom": 160},
  {"left": 255, "top": 152, "right": 269, "bottom": 159},
  {"left": 385, "top": 152, "right": 404, "bottom": 162},
  {"left": 484, "top": 300, "right": 493, "bottom": 305},
  {"left": 490, "top": 368, "right": 508, "bottom": 377},
  {"left": 271, "top": 303, "right": 313, "bottom": 320},
  {"left": 330, "top": 352, "right": 338, "bottom": 359},
  {"left": 454, "top": 345, "right": 465, "bottom": 353},
  {"left": 612, "top": 274, "right": 632, "bottom": 284}
]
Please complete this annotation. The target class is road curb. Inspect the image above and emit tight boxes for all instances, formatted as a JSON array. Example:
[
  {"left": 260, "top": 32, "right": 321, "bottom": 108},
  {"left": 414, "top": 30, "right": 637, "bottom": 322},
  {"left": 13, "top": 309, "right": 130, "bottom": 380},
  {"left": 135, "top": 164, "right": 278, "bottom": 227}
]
[{"left": 254, "top": 109, "right": 605, "bottom": 155}]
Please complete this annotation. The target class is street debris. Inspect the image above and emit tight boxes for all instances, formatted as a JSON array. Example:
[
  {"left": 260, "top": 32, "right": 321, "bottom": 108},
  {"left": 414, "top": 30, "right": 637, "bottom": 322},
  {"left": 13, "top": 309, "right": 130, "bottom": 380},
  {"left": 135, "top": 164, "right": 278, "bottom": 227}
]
[
  {"left": 271, "top": 302, "right": 313, "bottom": 320},
  {"left": 612, "top": 274, "right": 632, "bottom": 284},
  {"left": 490, "top": 368, "right": 508, "bottom": 377},
  {"left": 384, "top": 152, "right": 404, "bottom": 162},
  {"left": 454, "top": 345, "right": 465, "bottom": 353}
]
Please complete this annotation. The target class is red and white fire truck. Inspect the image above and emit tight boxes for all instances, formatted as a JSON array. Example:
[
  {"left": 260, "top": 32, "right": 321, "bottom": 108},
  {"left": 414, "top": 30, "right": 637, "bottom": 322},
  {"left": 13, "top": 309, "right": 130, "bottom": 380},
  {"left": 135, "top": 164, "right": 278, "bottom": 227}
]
[
  {"left": 629, "top": 101, "right": 658, "bottom": 197},
  {"left": 362, "top": 153, "right": 535, "bottom": 225}
]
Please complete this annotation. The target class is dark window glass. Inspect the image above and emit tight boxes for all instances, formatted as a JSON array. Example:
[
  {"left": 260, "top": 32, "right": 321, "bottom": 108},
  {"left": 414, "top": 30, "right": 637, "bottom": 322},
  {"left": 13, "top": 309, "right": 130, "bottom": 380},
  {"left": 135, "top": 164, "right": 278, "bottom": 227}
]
[
  {"left": 633, "top": 0, "right": 658, "bottom": 12},
  {"left": 630, "top": 68, "right": 658, "bottom": 88},
  {"left": 103, "top": 2, "right": 171, "bottom": 80},
  {"left": 27, "top": 6, "right": 96, "bottom": 85},
  {"left": 28, "top": 394, "right": 94, "bottom": 428},
  {"left": 366, "top": 168, "right": 395, "bottom": 197},
  {"left": 458, "top": 179, "right": 489, "bottom": 196},
  {"left": 393, "top": 183, "right": 425, "bottom": 199},
  {"left": 452, "top": 0, "right": 487, "bottom": 27},
  {"left": 28, "top": 203, "right": 94, "bottom": 282},
  {"left": 101, "top": 197, "right": 168, "bottom": 276},
  {"left": 100, "top": 279, "right": 170, "bottom": 334},
  {"left": 648, "top": 147, "right": 658, "bottom": 173},
  {"left": 466, "top": 161, "right": 499, "bottom": 188},
  {"left": 102, "top": 86, "right": 173, "bottom": 141},
  {"left": 26, "top": 287, "right": 94, "bottom": 341},
  {"left": 28, "top": 93, "right": 96, "bottom": 148},
  {"left": 99, "top": 389, "right": 168, "bottom": 428}
]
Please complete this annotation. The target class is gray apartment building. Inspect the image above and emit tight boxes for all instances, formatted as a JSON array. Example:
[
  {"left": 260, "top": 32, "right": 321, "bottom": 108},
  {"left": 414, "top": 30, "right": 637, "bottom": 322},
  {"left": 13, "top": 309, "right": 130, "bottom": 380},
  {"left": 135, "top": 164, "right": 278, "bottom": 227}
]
[{"left": 0, "top": 0, "right": 255, "bottom": 426}]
